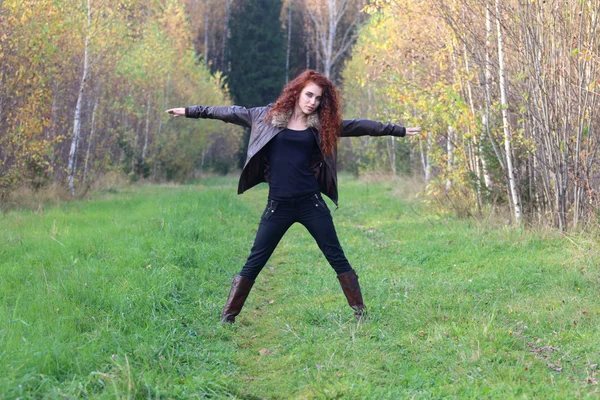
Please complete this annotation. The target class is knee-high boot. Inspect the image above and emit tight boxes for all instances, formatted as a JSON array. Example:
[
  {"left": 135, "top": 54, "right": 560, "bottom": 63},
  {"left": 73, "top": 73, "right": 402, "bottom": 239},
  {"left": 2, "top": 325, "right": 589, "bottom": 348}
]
[
  {"left": 221, "top": 275, "right": 254, "bottom": 323},
  {"left": 337, "top": 270, "right": 366, "bottom": 320}
]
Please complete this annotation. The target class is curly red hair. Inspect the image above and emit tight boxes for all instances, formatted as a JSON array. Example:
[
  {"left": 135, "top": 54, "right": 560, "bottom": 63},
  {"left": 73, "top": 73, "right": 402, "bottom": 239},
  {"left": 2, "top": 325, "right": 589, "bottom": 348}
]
[{"left": 266, "top": 70, "right": 342, "bottom": 156}]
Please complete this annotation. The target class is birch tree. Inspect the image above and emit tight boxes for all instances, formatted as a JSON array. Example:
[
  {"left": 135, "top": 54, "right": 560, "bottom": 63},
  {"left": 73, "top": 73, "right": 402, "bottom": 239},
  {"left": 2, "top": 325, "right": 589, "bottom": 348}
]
[
  {"left": 446, "top": 126, "right": 455, "bottom": 190},
  {"left": 67, "top": 0, "right": 92, "bottom": 196},
  {"left": 495, "top": 0, "right": 521, "bottom": 222},
  {"left": 83, "top": 97, "right": 99, "bottom": 183},
  {"left": 1, "top": 0, "right": 244, "bottom": 198},
  {"left": 286, "top": 0, "right": 294, "bottom": 83},
  {"left": 303, "top": 0, "right": 364, "bottom": 78},
  {"left": 342, "top": 0, "right": 600, "bottom": 228}
]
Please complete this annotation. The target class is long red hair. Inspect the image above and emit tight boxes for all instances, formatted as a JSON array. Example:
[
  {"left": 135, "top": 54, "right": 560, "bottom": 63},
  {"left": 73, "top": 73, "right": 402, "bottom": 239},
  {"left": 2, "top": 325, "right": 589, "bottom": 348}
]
[{"left": 267, "top": 70, "right": 342, "bottom": 156}]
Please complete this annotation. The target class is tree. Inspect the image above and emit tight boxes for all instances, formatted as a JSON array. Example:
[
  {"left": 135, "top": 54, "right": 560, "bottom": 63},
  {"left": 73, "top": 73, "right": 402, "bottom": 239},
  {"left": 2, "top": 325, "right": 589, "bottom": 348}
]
[
  {"left": 186, "top": 0, "right": 232, "bottom": 72},
  {"left": 344, "top": 0, "right": 600, "bottom": 229},
  {"left": 303, "top": 0, "right": 365, "bottom": 79},
  {"left": 281, "top": 0, "right": 313, "bottom": 79},
  {"left": 495, "top": 0, "right": 521, "bottom": 223},
  {"left": 0, "top": 0, "right": 244, "bottom": 200},
  {"left": 67, "top": 0, "right": 92, "bottom": 196},
  {"left": 227, "top": 0, "right": 286, "bottom": 107}
]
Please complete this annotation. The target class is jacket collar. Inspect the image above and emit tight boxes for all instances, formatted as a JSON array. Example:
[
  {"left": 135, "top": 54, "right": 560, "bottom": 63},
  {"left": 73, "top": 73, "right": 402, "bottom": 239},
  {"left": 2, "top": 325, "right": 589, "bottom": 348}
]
[{"left": 269, "top": 109, "right": 321, "bottom": 131}]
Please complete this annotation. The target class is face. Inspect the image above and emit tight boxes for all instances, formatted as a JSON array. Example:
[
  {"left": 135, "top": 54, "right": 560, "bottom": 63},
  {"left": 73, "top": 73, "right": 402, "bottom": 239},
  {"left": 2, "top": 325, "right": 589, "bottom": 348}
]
[{"left": 297, "top": 82, "right": 323, "bottom": 115}]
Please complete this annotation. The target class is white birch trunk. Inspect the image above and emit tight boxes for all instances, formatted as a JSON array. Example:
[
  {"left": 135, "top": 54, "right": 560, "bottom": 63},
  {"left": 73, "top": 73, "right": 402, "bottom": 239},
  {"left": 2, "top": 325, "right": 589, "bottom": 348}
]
[
  {"left": 419, "top": 133, "right": 432, "bottom": 185},
  {"left": 446, "top": 126, "right": 454, "bottom": 190},
  {"left": 156, "top": 71, "right": 170, "bottom": 145},
  {"left": 201, "top": 147, "right": 206, "bottom": 170},
  {"left": 390, "top": 136, "right": 396, "bottom": 176},
  {"left": 306, "top": 0, "right": 357, "bottom": 78},
  {"left": 286, "top": 0, "right": 293, "bottom": 83},
  {"left": 484, "top": 0, "right": 505, "bottom": 173},
  {"left": 132, "top": 119, "right": 140, "bottom": 173},
  {"left": 324, "top": 0, "right": 336, "bottom": 78},
  {"left": 496, "top": 0, "right": 522, "bottom": 222},
  {"left": 305, "top": 42, "right": 310, "bottom": 69},
  {"left": 463, "top": 43, "right": 492, "bottom": 190},
  {"left": 419, "top": 136, "right": 427, "bottom": 180},
  {"left": 68, "top": 0, "right": 91, "bottom": 196},
  {"left": 221, "top": 0, "right": 231, "bottom": 72},
  {"left": 480, "top": 115, "right": 493, "bottom": 188},
  {"left": 426, "top": 133, "right": 433, "bottom": 184},
  {"left": 203, "top": 11, "right": 209, "bottom": 63},
  {"left": 83, "top": 97, "right": 98, "bottom": 183},
  {"left": 142, "top": 97, "right": 151, "bottom": 162}
]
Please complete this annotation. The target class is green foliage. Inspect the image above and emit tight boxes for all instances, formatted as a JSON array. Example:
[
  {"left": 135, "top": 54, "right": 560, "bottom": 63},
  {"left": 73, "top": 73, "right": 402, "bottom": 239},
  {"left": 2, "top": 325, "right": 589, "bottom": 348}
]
[
  {"left": 0, "top": 0, "right": 243, "bottom": 199},
  {"left": 1, "top": 177, "right": 599, "bottom": 398},
  {"left": 227, "top": 0, "right": 286, "bottom": 107},
  {"left": 341, "top": 2, "right": 504, "bottom": 217}
]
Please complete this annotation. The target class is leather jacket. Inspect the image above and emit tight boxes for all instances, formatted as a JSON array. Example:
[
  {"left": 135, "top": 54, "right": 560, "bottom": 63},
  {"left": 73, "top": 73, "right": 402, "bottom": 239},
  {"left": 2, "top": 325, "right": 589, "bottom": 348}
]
[{"left": 185, "top": 104, "right": 406, "bottom": 206}]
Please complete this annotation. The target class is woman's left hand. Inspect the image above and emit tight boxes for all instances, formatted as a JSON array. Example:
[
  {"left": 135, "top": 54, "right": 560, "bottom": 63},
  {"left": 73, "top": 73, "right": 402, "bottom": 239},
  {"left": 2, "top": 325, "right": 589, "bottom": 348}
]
[{"left": 405, "top": 127, "right": 421, "bottom": 136}]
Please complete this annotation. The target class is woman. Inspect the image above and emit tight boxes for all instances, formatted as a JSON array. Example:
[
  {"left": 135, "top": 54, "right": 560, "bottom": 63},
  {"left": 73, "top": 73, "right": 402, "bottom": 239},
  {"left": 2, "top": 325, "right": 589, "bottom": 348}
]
[{"left": 166, "top": 70, "right": 420, "bottom": 323}]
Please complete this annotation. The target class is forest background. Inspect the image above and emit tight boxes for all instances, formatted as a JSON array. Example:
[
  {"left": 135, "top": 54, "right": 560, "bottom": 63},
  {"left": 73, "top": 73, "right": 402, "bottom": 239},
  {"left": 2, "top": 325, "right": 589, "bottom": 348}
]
[{"left": 2, "top": 0, "right": 600, "bottom": 231}]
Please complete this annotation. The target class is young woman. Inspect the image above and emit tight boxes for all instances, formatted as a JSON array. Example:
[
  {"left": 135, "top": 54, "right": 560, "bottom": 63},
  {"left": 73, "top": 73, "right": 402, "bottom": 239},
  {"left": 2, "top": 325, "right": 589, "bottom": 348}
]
[{"left": 166, "top": 69, "right": 420, "bottom": 323}]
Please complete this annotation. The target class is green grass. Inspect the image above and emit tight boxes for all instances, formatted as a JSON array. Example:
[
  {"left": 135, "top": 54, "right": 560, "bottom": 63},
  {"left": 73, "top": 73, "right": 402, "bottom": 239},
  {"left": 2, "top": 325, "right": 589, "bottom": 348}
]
[{"left": 1, "top": 175, "right": 599, "bottom": 399}]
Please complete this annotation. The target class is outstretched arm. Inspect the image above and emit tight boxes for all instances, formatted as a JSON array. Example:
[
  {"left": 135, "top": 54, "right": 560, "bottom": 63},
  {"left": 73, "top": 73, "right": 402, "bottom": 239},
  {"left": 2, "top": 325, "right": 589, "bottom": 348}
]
[
  {"left": 166, "top": 105, "right": 253, "bottom": 128},
  {"left": 341, "top": 119, "right": 421, "bottom": 138}
]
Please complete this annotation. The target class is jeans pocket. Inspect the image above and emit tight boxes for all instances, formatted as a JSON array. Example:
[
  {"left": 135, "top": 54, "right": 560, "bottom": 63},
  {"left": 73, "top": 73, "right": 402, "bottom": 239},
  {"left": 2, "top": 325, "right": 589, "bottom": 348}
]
[
  {"left": 314, "top": 194, "right": 330, "bottom": 214},
  {"left": 262, "top": 199, "right": 279, "bottom": 220}
]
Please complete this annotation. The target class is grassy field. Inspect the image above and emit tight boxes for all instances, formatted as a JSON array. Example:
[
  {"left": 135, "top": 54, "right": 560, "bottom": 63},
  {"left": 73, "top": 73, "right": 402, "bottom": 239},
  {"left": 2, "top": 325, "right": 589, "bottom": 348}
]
[{"left": 1, "top": 175, "right": 599, "bottom": 399}]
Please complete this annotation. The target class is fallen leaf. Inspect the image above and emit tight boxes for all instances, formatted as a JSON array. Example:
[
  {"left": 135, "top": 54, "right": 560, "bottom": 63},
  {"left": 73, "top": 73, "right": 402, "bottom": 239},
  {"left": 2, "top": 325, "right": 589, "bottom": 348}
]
[{"left": 547, "top": 363, "right": 562, "bottom": 373}]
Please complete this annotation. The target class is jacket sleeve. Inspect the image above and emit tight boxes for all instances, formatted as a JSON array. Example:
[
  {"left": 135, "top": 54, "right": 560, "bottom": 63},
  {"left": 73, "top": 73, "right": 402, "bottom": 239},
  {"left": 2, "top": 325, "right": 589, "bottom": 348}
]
[
  {"left": 184, "top": 105, "right": 253, "bottom": 128},
  {"left": 341, "top": 119, "right": 406, "bottom": 138}
]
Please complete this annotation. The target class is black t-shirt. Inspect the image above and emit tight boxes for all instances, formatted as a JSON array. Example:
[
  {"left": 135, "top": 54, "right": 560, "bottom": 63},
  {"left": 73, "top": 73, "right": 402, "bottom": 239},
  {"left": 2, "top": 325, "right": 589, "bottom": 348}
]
[{"left": 265, "top": 127, "right": 320, "bottom": 200}]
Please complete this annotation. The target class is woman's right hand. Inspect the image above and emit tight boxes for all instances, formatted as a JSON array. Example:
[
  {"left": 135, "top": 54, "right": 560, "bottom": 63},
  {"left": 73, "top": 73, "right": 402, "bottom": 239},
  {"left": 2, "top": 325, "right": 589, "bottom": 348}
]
[
  {"left": 166, "top": 108, "right": 185, "bottom": 117},
  {"left": 405, "top": 127, "right": 421, "bottom": 137}
]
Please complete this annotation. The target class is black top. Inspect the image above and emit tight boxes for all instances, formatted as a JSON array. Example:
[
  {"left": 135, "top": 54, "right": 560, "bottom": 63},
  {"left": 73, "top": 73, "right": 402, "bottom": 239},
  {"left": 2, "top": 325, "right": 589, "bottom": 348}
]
[{"left": 265, "top": 127, "right": 320, "bottom": 200}]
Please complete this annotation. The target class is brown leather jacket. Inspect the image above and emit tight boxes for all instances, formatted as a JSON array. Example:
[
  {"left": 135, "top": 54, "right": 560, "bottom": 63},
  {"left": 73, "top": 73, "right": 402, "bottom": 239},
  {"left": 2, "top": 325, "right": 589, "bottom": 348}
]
[{"left": 185, "top": 104, "right": 406, "bottom": 206}]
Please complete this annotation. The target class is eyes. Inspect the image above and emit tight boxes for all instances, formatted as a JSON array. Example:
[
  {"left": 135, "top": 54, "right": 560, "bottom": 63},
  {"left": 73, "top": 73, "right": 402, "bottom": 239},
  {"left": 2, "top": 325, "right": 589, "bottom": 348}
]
[{"left": 306, "top": 92, "right": 322, "bottom": 102}]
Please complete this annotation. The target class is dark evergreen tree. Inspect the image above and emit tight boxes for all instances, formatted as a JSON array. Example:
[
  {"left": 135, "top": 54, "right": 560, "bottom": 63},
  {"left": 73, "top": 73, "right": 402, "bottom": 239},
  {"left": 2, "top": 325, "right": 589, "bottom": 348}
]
[{"left": 227, "top": 0, "right": 286, "bottom": 108}]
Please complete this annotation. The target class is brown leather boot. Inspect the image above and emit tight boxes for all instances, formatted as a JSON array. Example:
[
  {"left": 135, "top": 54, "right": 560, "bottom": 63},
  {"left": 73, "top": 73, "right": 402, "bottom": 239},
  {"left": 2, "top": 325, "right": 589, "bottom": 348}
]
[
  {"left": 337, "top": 270, "right": 366, "bottom": 320},
  {"left": 221, "top": 275, "right": 254, "bottom": 323}
]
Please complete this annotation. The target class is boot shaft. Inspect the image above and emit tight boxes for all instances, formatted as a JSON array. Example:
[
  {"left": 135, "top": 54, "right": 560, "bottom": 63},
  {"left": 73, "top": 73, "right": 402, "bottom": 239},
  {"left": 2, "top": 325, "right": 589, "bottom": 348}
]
[
  {"left": 337, "top": 269, "right": 365, "bottom": 319},
  {"left": 221, "top": 275, "right": 254, "bottom": 323}
]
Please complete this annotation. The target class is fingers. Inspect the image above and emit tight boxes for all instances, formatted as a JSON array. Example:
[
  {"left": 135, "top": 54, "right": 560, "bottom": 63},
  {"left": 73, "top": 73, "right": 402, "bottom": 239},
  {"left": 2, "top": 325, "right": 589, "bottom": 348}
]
[
  {"left": 405, "top": 127, "right": 421, "bottom": 136},
  {"left": 165, "top": 108, "right": 184, "bottom": 117}
]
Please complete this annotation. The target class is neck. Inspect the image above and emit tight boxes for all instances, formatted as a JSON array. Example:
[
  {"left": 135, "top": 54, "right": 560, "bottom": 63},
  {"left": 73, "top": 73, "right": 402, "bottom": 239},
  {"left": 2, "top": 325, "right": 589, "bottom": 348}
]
[
  {"left": 290, "top": 108, "right": 308, "bottom": 124},
  {"left": 286, "top": 108, "right": 310, "bottom": 130}
]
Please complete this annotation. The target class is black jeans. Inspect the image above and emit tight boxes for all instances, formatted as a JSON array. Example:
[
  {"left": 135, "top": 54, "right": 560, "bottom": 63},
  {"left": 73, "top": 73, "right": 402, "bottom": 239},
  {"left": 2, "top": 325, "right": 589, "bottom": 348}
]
[{"left": 239, "top": 193, "right": 353, "bottom": 281}]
